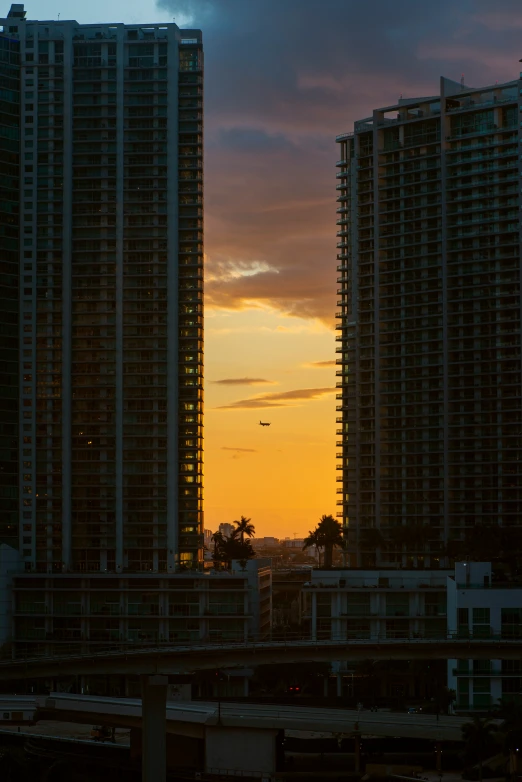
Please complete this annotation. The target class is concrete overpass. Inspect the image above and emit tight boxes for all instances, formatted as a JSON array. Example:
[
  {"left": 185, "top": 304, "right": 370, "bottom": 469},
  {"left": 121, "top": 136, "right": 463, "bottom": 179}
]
[
  {"left": 0, "top": 637, "right": 519, "bottom": 680},
  {"left": 1, "top": 692, "right": 475, "bottom": 781},
  {"left": 1, "top": 692, "right": 472, "bottom": 741},
  {"left": 1, "top": 638, "right": 515, "bottom": 780}
]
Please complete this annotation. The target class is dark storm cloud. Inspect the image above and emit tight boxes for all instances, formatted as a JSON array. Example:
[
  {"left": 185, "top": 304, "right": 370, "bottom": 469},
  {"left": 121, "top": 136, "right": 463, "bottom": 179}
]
[{"left": 158, "top": 0, "right": 522, "bottom": 321}]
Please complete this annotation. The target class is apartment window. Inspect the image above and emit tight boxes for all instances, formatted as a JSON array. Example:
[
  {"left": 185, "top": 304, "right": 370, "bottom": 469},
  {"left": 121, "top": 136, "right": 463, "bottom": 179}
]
[
  {"left": 502, "top": 608, "right": 522, "bottom": 639},
  {"left": 472, "top": 607, "right": 491, "bottom": 638},
  {"left": 473, "top": 678, "right": 491, "bottom": 693}
]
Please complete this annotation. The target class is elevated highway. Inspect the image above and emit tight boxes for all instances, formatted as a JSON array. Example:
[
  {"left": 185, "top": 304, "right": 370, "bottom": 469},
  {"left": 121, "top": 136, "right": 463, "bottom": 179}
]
[
  {"left": 0, "top": 637, "right": 519, "bottom": 680},
  {"left": 0, "top": 691, "right": 489, "bottom": 781},
  {"left": 30, "top": 693, "right": 471, "bottom": 741}
]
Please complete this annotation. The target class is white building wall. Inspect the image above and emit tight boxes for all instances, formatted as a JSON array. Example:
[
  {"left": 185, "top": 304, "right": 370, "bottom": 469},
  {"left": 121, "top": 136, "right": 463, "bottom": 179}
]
[{"left": 447, "top": 563, "right": 522, "bottom": 710}]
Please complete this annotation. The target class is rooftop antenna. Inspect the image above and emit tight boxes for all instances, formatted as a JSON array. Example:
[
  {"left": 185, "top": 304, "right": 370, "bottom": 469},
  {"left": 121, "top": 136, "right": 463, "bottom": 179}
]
[
  {"left": 460, "top": 73, "right": 465, "bottom": 90},
  {"left": 57, "top": 12, "right": 60, "bottom": 19}
]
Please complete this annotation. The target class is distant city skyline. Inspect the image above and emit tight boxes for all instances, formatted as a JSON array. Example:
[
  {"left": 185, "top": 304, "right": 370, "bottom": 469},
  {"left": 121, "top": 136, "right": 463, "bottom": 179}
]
[{"left": 10, "top": 1, "right": 522, "bottom": 539}]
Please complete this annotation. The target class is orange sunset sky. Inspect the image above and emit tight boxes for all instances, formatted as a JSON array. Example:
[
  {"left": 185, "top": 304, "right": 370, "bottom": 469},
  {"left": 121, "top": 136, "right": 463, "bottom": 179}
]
[{"left": 31, "top": 0, "right": 522, "bottom": 538}]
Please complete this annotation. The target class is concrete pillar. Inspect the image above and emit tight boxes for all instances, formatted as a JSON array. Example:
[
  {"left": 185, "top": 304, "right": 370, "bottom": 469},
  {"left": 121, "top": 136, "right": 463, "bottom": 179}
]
[
  {"left": 141, "top": 674, "right": 168, "bottom": 782},
  {"left": 435, "top": 741, "right": 442, "bottom": 773},
  {"left": 311, "top": 592, "right": 317, "bottom": 640},
  {"left": 243, "top": 677, "right": 249, "bottom": 697},
  {"left": 337, "top": 674, "right": 342, "bottom": 698},
  {"left": 354, "top": 734, "right": 361, "bottom": 772},
  {"left": 205, "top": 726, "right": 278, "bottom": 776}
]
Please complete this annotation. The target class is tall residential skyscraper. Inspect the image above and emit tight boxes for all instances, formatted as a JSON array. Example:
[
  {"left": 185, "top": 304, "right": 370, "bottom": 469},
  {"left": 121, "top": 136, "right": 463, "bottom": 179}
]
[
  {"left": 0, "top": 9, "right": 20, "bottom": 550},
  {"left": 0, "top": 4, "right": 204, "bottom": 573},
  {"left": 337, "top": 75, "right": 522, "bottom": 568}
]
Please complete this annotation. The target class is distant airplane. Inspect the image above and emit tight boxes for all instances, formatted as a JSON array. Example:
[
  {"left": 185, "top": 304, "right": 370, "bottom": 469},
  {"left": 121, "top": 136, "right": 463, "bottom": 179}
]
[{"left": 259, "top": 421, "right": 271, "bottom": 427}]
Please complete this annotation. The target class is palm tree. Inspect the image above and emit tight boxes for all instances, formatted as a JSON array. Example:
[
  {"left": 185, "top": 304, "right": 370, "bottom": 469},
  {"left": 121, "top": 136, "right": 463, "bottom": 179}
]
[
  {"left": 234, "top": 516, "right": 255, "bottom": 544},
  {"left": 211, "top": 529, "right": 255, "bottom": 570},
  {"left": 462, "top": 716, "right": 499, "bottom": 782},
  {"left": 211, "top": 531, "right": 226, "bottom": 568},
  {"left": 360, "top": 528, "right": 387, "bottom": 565},
  {"left": 303, "top": 514, "right": 344, "bottom": 568},
  {"left": 360, "top": 528, "right": 387, "bottom": 551},
  {"left": 302, "top": 528, "right": 322, "bottom": 566}
]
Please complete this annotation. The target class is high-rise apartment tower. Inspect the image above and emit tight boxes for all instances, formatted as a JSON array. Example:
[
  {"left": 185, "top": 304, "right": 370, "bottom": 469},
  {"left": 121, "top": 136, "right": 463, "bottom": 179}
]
[
  {"left": 0, "top": 4, "right": 204, "bottom": 573},
  {"left": 337, "top": 75, "right": 522, "bottom": 567}
]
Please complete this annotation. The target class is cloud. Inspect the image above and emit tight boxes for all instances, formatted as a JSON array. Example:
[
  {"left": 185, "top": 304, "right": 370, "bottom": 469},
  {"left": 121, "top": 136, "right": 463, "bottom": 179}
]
[
  {"left": 221, "top": 447, "right": 257, "bottom": 453},
  {"left": 307, "top": 360, "right": 336, "bottom": 368},
  {"left": 217, "top": 387, "right": 336, "bottom": 410},
  {"left": 212, "top": 377, "right": 275, "bottom": 386},
  {"left": 157, "top": 0, "right": 522, "bottom": 322}
]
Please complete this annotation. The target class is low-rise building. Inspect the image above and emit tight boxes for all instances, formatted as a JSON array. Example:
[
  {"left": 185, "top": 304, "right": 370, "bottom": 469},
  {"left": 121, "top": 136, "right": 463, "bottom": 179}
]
[
  {"left": 253, "top": 537, "right": 279, "bottom": 549},
  {"left": 281, "top": 538, "right": 319, "bottom": 561},
  {"left": 447, "top": 562, "right": 522, "bottom": 710},
  {"left": 304, "top": 567, "right": 450, "bottom": 641},
  {"left": 10, "top": 560, "right": 272, "bottom": 660}
]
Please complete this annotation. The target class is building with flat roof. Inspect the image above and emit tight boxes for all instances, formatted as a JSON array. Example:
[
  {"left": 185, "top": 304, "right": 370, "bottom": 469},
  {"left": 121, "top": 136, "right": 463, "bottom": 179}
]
[
  {"left": 447, "top": 561, "right": 522, "bottom": 710},
  {"left": 9, "top": 560, "right": 272, "bottom": 660},
  {"left": 336, "top": 74, "right": 522, "bottom": 567},
  {"left": 304, "top": 566, "right": 450, "bottom": 642},
  {"left": 0, "top": 4, "right": 204, "bottom": 572}
]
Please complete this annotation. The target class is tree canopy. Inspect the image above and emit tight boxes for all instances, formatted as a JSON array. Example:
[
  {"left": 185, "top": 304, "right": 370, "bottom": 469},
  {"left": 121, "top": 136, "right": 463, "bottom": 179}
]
[
  {"left": 212, "top": 517, "right": 256, "bottom": 569},
  {"left": 303, "top": 514, "right": 344, "bottom": 568}
]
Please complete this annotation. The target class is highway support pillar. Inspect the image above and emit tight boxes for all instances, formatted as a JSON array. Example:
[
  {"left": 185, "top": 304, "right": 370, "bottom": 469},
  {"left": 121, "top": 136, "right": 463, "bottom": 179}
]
[
  {"left": 141, "top": 674, "right": 168, "bottom": 782},
  {"left": 435, "top": 741, "right": 442, "bottom": 773},
  {"left": 354, "top": 733, "right": 361, "bottom": 773}
]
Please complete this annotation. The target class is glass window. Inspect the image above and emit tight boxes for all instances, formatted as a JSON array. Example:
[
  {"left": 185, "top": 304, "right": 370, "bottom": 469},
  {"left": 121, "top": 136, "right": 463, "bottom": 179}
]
[{"left": 473, "top": 608, "right": 490, "bottom": 624}]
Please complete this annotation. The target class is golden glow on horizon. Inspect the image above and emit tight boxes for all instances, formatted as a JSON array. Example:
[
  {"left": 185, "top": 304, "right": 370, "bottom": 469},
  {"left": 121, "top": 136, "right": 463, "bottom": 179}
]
[{"left": 204, "top": 307, "right": 337, "bottom": 539}]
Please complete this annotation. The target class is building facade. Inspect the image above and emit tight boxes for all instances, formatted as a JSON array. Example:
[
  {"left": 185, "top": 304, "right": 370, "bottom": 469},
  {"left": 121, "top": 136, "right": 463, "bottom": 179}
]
[
  {"left": 0, "top": 6, "right": 21, "bottom": 550},
  {"left": 304, "top": 567, "right": 449, "bottom": 641},
  {"left": 9, "top": 560, "right": 272, "bottom": 659},
  {"left": 336, "top": 75, "right": 522, "bottom": 566},
  {"left": 0, "top": 4, "right": 204, "bottom": 573},
  {"left": 304, "top": 563, "right": 522, "bottom": 708},
  {"left": 447, "top": 562, "right": 522, "bottom": 710}
]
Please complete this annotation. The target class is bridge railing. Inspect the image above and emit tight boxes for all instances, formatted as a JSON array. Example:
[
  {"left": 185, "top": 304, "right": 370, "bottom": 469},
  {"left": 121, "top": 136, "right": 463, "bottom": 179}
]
[{"left": 0, "top": 630, "right": 519, "bottom": 666}]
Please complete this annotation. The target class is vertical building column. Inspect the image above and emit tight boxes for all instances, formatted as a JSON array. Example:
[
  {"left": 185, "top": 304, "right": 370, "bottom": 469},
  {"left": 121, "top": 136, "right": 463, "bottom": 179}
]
[
  {"left": 61, "top": 24, "right": 74, "bottom": 571},
  {"left": 166, "top": 29, "right": 180, "bottom": 571},
  {"left": 141, "top": 674, "right": 168, "bottom": 782},
  {"left": 17, "top": 22, "right": 37, "bottom": 568},
  {"left": 352, "top": 144, "right": 361, "bottom": 566},
  {"left": 439, "top": 78, "right": 450, "bottom": 560},
  {"left": 115, "top": 27, "right": 125, "bottom": 571},
  {"left": 517, "top": 75, "right": 522, "bottom": 537},
  {"left": 372, "top": 114, "right": 381, "bottom": 537}
]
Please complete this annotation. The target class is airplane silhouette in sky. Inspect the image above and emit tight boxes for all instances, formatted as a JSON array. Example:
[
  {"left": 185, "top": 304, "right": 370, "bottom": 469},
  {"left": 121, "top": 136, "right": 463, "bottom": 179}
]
[{"left": 259, "top": 421, "right": 271, "bottom": 427}]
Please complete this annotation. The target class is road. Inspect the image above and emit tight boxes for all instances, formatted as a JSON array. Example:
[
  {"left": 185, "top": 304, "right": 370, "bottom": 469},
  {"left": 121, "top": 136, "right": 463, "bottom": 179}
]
[{"left": 1, "top": 694, "right": 477, "bottom": 741}]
